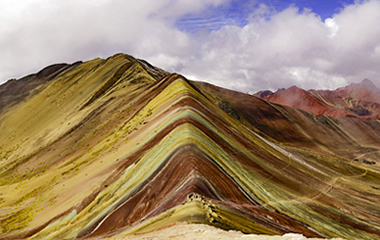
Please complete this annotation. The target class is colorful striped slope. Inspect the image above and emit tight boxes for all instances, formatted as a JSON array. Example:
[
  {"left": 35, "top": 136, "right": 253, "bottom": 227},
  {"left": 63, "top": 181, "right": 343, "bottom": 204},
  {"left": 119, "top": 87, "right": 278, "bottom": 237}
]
[{"left": 1, "top": 54, "right": 380, "bottom": 240}]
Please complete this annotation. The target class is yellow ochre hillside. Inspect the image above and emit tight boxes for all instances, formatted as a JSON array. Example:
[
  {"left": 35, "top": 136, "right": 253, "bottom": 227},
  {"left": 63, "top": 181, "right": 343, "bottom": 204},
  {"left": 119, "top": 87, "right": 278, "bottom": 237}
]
[{"left": 1, "top": 53, "right": 380, "bottom": 240}]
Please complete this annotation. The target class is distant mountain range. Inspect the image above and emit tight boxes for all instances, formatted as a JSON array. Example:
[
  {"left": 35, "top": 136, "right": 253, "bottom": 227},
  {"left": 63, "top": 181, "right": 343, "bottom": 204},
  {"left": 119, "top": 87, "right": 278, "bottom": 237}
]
[
  {"left": 254, "top": 79, "right": 380, "bottom": 119},
  {"left": 1, "top": 54, "right": 380, "bottom": 240}
]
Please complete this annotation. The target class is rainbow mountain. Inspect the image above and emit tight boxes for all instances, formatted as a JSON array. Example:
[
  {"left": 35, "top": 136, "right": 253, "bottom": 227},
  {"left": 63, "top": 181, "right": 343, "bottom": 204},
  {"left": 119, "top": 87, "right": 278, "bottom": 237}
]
[{"left": 1, "top": 53, "right": 380, "bottom": 239}]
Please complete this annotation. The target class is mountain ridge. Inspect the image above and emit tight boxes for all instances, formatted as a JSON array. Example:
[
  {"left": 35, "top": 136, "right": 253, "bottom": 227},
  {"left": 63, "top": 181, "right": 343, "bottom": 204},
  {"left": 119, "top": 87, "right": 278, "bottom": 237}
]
[
  {"left": 1, "top": 53, "right": 380, "bottom": 239},
  {"left": 255, "top": 79, "right": 380, "bottom": 119}
]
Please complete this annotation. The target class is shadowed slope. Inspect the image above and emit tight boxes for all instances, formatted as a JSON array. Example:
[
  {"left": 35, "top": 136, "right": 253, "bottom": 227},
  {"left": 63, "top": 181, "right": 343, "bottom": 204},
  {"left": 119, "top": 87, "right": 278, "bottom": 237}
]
[
  {"left": 0, "top": 62, "right": 81, "bottom": 116},
  {"left": 1, "top": 54, "right": 380, "bottom": 240}
]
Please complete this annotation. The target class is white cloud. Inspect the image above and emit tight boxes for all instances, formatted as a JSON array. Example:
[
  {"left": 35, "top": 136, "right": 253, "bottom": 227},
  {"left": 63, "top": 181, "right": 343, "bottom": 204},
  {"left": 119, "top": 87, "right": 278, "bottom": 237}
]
[
  {"left": 324, "top": 18, "right": 339, "bottom": 37},
  {"left": 0, "top": 0, "right": 380, "bottom": 93},
  {"left": 0, "top": 0, "right": 227, "bottom": 81},
  {"left": 178, "top": 0, "right": 380, "bottom": 92}
]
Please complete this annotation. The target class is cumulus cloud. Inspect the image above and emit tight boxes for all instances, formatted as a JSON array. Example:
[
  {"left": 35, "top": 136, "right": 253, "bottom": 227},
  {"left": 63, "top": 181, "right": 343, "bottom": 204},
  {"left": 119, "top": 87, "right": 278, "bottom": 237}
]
[
  {"left": 1, "top": 0, "right": 380, "bottom": 93},
  {"left": 0, "top": 0, "right": 226, "bottom": 80},
  {"left": 178, "top": 0, "right": 380, "bottom": 93}
]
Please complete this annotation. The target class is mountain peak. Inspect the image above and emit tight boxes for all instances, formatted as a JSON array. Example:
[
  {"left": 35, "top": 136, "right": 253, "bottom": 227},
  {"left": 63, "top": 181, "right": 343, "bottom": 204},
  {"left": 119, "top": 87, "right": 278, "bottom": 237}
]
[
  {"left": 358, "top": 78, "right": 377, "bottom": 88},
  {"left": 256, "top": 79, "right": 380, "bottom": 119},
  {"left": 361, "top": 78, "right": 374, "bottom": 84},
  {"left": 253, "top": 90, "right": 273, "bottom": 98},
  {"left": 2, "top": 54, "right": 380, "bottom": 240}
]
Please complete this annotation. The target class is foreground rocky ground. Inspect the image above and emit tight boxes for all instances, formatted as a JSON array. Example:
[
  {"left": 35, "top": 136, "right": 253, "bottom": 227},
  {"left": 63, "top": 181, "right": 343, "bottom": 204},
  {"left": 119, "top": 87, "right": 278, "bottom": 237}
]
[{"left": 105, "top": 223, "right": 345, "bottom": 240}]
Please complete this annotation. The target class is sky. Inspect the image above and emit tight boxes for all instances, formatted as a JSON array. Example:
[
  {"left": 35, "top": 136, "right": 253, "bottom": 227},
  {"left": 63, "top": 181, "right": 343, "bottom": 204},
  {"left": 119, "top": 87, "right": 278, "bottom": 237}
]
[{"left": 1, "top": 0, "right": 380, "bottom": 93}]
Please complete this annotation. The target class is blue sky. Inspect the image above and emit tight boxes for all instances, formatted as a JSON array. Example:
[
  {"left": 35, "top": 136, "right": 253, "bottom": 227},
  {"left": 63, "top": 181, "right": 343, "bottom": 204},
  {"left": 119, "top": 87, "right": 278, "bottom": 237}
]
[
  {"left": 0, "top": 0, "right": 379, "bottom": 92},
  {"left": 176, "top": 0, "right": 355, "bottom": 32}
]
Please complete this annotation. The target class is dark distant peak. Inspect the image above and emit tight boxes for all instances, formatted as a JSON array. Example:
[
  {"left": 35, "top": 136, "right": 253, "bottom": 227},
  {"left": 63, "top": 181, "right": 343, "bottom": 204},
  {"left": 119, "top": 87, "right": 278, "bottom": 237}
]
[
  {"left": 344, "top": 78, "right": 380, "bottom": 98},
  {"left": 275, "top": 88, "right": 286, "bottom": 93},
  {"left": 346, "top": 78, "right": 377, "bottom": 90},
  {"left": 253, "top": 90, "right": 273, "bottom": 98},
  {"left": 359, "top": 78, "right": 376, "bottom": 88}
]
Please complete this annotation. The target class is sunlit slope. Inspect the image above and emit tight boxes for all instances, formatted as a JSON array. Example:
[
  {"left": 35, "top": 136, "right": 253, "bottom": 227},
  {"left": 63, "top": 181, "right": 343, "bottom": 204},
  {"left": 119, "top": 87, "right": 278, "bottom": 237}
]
[
  {"left": 1, "top": 54, "right": 380, "bottom": 240},
  {"left": 0, "top": 53, "right": 167, "bottom": 238}
]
